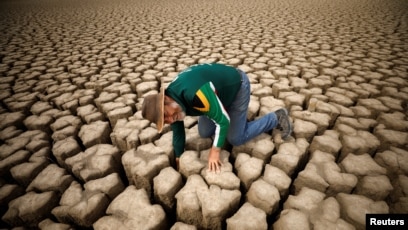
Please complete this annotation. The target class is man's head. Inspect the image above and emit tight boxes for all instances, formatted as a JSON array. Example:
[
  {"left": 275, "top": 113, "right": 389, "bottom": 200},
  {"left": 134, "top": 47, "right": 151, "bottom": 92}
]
[
  {"left": 141, "top": 88, "right": 185, "bottom": 133},
  {"left": 163, "top": 96, "right": 186, "bottom": 124}
]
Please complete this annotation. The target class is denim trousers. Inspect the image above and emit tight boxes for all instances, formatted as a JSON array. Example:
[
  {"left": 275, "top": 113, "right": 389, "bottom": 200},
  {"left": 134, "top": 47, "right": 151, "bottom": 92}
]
[{"left": 198, "top": 69, "right": 279, "bottom": 146}]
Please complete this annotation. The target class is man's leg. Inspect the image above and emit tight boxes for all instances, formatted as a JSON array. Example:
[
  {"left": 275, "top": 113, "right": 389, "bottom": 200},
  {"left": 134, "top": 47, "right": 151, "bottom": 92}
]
[
  {"left": 227, "top": 70, "right": 280, "bottom": 146},
  {"left": 198, "top": 115, "right": 216, "bottom": 138}
]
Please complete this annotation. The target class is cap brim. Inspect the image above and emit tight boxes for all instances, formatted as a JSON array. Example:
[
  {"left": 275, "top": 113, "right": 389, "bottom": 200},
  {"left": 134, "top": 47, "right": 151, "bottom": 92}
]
[{"left": 156, "top": 87, "right": 165, "bottom": 133}]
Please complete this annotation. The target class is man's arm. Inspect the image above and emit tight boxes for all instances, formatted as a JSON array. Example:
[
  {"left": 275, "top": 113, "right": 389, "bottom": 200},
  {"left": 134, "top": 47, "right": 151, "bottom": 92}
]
[
  {"left": 193, "top": 82, "right": 230, "bottom": 172},
  {"left": 171, "top": 121, "right": 185, "bottom": 158}
]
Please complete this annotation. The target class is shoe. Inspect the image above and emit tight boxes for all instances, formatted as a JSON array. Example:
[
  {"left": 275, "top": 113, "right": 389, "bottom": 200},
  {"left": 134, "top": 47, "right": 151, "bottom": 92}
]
[{"left": 275, "top": 108, "right": 292, "bottom": 139}]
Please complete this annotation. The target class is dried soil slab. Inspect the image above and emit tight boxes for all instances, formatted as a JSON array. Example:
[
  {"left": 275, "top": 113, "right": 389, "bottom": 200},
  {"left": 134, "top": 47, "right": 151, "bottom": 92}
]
[
  {"left": 104, "top": 82, "right": 132, "bottom": 95},
  {"left": 179, "top": 150, "right": 206, "bottom": 178},
  {"left": 226, "top": 202, "right": 267, "bottom": 230},
  {"left": 300, "top": 87, "right": 323, "bottom": 103},
  {"left": 340, "top": 153, "right": 387, "bottom": 177},
  {"left": 122, "top": 143, "right": 170, "bottom": 196},
  {"left": 176, "top": 175, "right": 241, "bottom": 230},
  {"left": 350, "top": 105, "right": 375, "bottom": 118},
  {"left": 0, "top": 135, "right": 30, "bottom": 160},
  {"left": 389, "top": 175, "right": 408, "bottom": 213},
  {"left": 291, "top": 111, "right": 331, "bottom": 135},
  {"left": 41, "top": 109, "right": 71, "bottom": 121},
  {"left": 4, "top": 92, "right": 38, "bottom": 113},
  {"left": 293, "top": 119, "right": 318, "bottom": 141},
  {"left": 259, "top": 96, "right": 286, "bottom": 116},
  {"left": 247, "top": 178, "right": 280, "bottom": 216},
  {"left": 79, "top": 120, "right": 112, "bottom": 148},
  {"left": 200, "top": 149, "right": 240, "bottom": 190},
  {"left": 273, "top": 209, "right": 310, "bottom": 230},
  {"left": 341, "top": 152, "right": 394, "bottom": 200},
  {"left": 38, "top": 218, "right": 73, "bottom": 230},
  {"left": 23, "top": 115, "right": 54, "bottom": 134},
  {"left": 0, "top": 130, "right": 49, "bottom": 160},
  {"left": 52, "top": 181, "right": 108, "bottom": 227},
  {"left": 374, "top": 128, "right": 408, "bottom": 152},
  {"left": 66, "top": 144, "right": 121, "bottom": 182},
  {"left": 2, "top": 191, "right": 59, "bottom": 227},
  {"left": 139, "top": 126, "right": 160, "bottom": 145},
  {"left": 185, "top": 125, "right": 212, "bottom": 151},
  {"left": 293, "top": 150, "right": 357, "bottom": 196},
  {"left": 107, "top": 106, "right": 133, "bottom": 128},
  {"left": 0, "top": 149, "right": 30, "bottom": 176},
  {"left": 325, "top": 91, "right": 355, "bottom": 107},
  {"left": 135, "top": 81, "right": 159, "bottom": 98},
  {"left": 309, "top": 76, "right": 332, "bottom": 91},
  {"left": 309, "top": 197, "right": 355, "bottom": 230},
  {"left": 0, "top": 126, "right": 23, "bottom": 142},
  {"left": 334, "top": 116, "right": 377, "bottom": 131},
  {"left": 0, "top": 184, "right": 25, "bottom": 209},
  {"left": 26, "top": 164, "right": 74, "bottom": 196},
  {"left": 270, "top": 138, "right": 309, "bottom": 176},
  {"left": 52, "top": 173, "right": 124, "bottom": 227},
  {"left": 232, "top": 133, "right": 274, "bottom": 163},
  {"left": 153, "top": 167, "right": 183, "bottom": 212},
  {"left": 76, "top": 89, "right": 97, "bottom": 106},
  {"left": 309, "top": 130, "right": 342, "bottom": 159},
  {"left": 263, "top": 165, "right": 292, "bottom": 197},
  {"left": 253, "top": 86, "right": 273, "bottom": 97},
  {"left": 289, "top": 76, "right": 308, "bottom": 92},
  {"left": 50, "top": 115, "right": 82, "bottom": 141},
  {"left": 23, "top": 130, "right": 50, "bottom": 153},
  {"left": 354, "top": 175, "right": 393, "bottom": 201},
  {"left": 0, "top": 112, "right": 25, "bottom": 130},
  {"left": 52, "top": 92, "right": 75, "bottom": 111},
  {"left": 93, "top": 186, "right": 167, "bottom": 230},
  {"left": 110, "top": 118, "right": 149, "bottom": 151},
  {"left": 10, "top": 147, "right": 50, "bottom": 187},
  {"left": 154, "top": 131, "right": 175, "bottom": 163},
  {"left": 283, "top": 93, "right": 305, "bottom": 109},
  {"left": 374, "top": 147, "right": 408, "bottom": 178},
  {"left": 284, "top": 187, "right": 326, "bottom": 215},
  {"left": 84, "top": 173, "right": 125, "bottom": 200},
  {"left": 235, "top": 153, "right": 264, "bottom": 190},
  {"left": 356, "top": 98, "right": 389, "bottom": 118},
  {"left": 77, "top": 104, "right": 104, "bottom": 124},
  {"left": 272, "top": 79, "right": 293, "bottom": 98},
  {"left": 94, "top": 92, "right": 119, "bottom": 111},
  {"left": 52, "top": 137, "right": 81, "bottom": 169},
  {"left": 377, "top": 112, "right": 408, "bottom": 132},
  {"left": 170, "top": 222, "right": 197, "bottom": 230},
  {"left": 336, "top": 193, "right": 389, "bottom": 230},
  {"left": 339, "top": 130, "right": 380, "bottom": 161},
  {"left": 378, "top": 96, "right": 404, "bottom": 112},
  {"left": 114, "top": 94, "right": 137, "bottom": 114}
]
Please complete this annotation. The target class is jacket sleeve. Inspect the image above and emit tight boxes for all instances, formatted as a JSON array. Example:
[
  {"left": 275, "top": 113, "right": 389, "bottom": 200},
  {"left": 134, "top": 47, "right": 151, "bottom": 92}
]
[
  {"left": 171, "top": 121, "right": 185, "bottom": 158},
  {"left": 193, "top": 82, "right": 230, "bottom": 148}
]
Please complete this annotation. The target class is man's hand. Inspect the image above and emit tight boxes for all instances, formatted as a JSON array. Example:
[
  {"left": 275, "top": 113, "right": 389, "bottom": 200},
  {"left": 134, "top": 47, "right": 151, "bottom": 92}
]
[
  {"left": 208, "top": 147, "right": 222, "bottom": 173},
  {"left": 175, "top": 157, "right": 180, "bottom": 171}
]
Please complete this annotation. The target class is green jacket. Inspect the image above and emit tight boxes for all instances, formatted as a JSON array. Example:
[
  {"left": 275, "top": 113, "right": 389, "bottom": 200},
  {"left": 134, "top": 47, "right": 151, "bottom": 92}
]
[{"left": 165, "top": 63, "right": 242, "bottom": 157}]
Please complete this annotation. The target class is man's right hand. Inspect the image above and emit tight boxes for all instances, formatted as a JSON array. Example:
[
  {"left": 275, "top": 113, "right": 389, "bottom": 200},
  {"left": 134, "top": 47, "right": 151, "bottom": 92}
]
[{"left": 208, "top": 147, "right": 222, "bottom": 173}]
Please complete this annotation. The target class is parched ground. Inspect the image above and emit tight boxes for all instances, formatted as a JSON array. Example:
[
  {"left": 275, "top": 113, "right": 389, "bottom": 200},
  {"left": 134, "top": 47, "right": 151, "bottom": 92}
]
[{"left": 0, "top": 0, "right": 407, "bottom": 229}]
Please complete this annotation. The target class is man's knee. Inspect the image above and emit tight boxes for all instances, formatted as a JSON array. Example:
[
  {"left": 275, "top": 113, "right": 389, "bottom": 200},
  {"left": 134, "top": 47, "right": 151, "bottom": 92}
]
[{"left": 198, "top": 127, "right": 214, "bottom": 138}]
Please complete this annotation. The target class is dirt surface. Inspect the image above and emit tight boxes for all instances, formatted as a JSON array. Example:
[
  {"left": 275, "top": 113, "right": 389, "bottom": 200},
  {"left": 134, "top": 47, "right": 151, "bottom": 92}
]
[{"left": 0, "top": 0, "right": 407, "bottom": 229}]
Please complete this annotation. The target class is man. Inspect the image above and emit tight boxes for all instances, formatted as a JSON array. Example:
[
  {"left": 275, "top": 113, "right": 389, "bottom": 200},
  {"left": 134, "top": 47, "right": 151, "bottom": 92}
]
[{"left": 142, "top": 63, "right": 292, "bottom": 172}]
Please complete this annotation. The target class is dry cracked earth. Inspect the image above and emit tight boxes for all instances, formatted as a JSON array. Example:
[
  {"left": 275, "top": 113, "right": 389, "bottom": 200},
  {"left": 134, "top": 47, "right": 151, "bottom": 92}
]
[{"left": 0, "top": 0, "right": 407, "bottom": 229}]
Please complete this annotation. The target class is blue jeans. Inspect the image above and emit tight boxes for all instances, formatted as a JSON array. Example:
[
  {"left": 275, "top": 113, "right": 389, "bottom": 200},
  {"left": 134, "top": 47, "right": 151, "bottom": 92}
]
[{"left": 198, "top": 69, "right": 278, "bottom": 146}]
